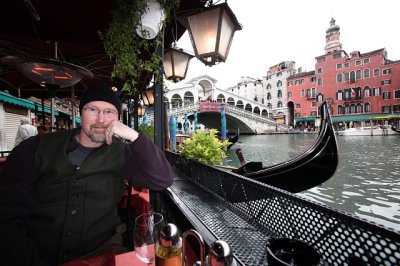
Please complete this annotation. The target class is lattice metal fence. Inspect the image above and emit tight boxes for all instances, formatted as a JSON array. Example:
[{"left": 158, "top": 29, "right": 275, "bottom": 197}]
[{"left": 166, "top": 151, "right": 400, "bottom": 265}]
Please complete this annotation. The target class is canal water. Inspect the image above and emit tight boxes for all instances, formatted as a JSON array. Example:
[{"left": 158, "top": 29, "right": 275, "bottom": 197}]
[{"left": 223, "top": 133, "right": 400, "bottom": 231}]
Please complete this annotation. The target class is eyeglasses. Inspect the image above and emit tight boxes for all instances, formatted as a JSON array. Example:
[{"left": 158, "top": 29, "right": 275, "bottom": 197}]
[{"left": 82, "top": 107, "right": 118, "bottom": 118}]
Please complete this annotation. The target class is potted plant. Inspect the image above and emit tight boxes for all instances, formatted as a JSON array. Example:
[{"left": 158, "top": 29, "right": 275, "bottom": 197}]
[
  {"left": 99, "top": 0, "right": 180, "bottom": 96},
  {"left": 179, "top": 129, "right": 231, "bottom": 166}
]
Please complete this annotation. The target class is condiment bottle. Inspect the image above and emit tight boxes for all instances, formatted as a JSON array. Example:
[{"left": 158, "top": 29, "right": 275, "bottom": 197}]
[{"left": 156, "top": 223, "right": 182, "bottom": 266}]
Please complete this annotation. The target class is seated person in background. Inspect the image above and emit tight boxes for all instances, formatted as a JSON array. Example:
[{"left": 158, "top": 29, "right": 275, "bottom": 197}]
[
  {"left": 0, "top": 84, "right": 174, "bottom": 266},
  {"left": 14, "top": 117, "right": 38, "bottom": 147},
  {"left": 37, "top": 125, "right": 49, "bottom": 135}
]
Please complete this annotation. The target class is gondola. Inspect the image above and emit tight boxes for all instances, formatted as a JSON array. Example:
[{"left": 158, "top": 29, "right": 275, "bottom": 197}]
[
  {"left": 226, "top": 131, "right": 239, "bottom": 149},
  {"left": 391, "top": 125, "right": 400, "bottom": 133},
  {"left": 232, "top": 101, "right": 338, "bottom": 193}
]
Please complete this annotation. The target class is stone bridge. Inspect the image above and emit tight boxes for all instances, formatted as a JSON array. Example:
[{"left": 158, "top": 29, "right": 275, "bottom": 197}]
[{"left": 168, "top": 102, "right": 289, "bottom": 134}]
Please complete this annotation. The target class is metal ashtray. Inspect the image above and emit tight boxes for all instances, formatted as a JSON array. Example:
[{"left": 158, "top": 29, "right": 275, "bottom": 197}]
[{"left": 266, "top": 237, "right": 322, "bottom": 266}]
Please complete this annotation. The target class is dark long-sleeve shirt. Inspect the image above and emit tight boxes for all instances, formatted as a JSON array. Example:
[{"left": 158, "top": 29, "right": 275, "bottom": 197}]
[{"left": 0, "top": 132, "right": 173, "bottom": 265}]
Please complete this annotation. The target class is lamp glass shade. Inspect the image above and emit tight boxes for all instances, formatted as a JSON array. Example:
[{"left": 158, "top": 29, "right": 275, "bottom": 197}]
[
  {"left": 136, "top": 0, "right": 165, "bottom": 40},
  {"left": 142, "top": 87, "right": 155, "bottom": 106},
  {"left": 164, "top": 47, "right": 194, "bottom": 82},
  {"left": 137, "top": 106, "right": 146, "bottom": 116},
  {"left": 181, "top": 3, "right": 241, "bottom": 66}
]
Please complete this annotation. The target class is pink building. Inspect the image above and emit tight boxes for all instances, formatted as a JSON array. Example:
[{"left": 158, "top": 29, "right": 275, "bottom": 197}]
[{"left": 287, "top": 18, "right": 400, "bottom": 129}]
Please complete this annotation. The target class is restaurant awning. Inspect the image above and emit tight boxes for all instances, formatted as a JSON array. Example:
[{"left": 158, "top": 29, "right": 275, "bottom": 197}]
[
  {"left": 295, "top": 117, "right": 316, "bottom": 122},
  {"left": 0, "top": 90, "right": 35, "bottom": 109}
]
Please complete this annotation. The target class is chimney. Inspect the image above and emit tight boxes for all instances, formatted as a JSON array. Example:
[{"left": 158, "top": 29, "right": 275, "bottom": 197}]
[{"left": 298, "top": 67, "right": 302, "bottom": 73}]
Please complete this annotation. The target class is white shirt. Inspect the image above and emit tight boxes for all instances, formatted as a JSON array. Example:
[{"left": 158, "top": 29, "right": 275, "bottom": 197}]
[{"left": 14, "top": 124, "right": 38, "bottom": 147}]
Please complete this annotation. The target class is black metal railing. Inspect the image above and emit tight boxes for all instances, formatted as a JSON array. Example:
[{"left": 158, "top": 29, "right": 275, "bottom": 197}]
[{"left": 165, "top": 151, "right": 400, "bottom": 265}]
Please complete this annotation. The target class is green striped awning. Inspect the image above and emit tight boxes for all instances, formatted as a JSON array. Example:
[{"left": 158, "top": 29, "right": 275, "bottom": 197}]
[
  {"left": 0, "top": 91, "right": 35, "bottom": 109},
  {"left": 295, "top": 117, "right": 316, "bottom": 122}
]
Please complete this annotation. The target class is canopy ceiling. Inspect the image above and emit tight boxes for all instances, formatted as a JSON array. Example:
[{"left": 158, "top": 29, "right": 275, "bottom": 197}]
[{"left": 0, "top": 0, "right": 205, "bottom": 99}]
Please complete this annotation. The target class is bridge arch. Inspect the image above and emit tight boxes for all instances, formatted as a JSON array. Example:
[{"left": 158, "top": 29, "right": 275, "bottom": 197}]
[
  {"left": 171, "top": 93, "right": 182, "bottom": 108},
  {"left": 236, "top": 100, "right": 244, "bottom": 109},
  {"left": 254, "top": 106, "right": 260, "bottom": 115},
  {"left": 245, "top": 103, "right": 252, "bottom": 112},
  {"left": 227, "top": 97, "right": 235, "bottom": 105},
  {"left": 184, "top": 91, "right": 194, "bottom": 105},
  {"left": 217, "top": 93, "right": 226, "bottom": 102}
]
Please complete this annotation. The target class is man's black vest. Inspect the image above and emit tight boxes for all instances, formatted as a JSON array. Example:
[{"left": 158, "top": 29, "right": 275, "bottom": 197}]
[{"left": 28, "top": 129, "right": 125, "bottom": 265}]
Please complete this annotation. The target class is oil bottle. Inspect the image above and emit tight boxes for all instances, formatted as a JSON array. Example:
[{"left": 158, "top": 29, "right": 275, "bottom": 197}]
[{"left": 156, "top": 223, "right": 182, "bottom": 266}]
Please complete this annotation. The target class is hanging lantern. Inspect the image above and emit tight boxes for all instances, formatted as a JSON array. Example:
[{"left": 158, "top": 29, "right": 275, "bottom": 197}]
[
  {"left": 142, "top": 86, "right": 155, "bottom": 106},
  {"left": 137, "top": 105, "right": 146, "bottom": 117},
  {"left": 164, "top": 46, "right": 194, "bottom": 82},
  {"left": 179, "top": 2, "right": 242, "bottom": 66},
  {"left": 136, "top": 0, "right": 165, "bottom": 40}
]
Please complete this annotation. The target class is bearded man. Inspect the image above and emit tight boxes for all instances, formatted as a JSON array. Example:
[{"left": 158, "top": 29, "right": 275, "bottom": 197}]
[{"left": 0, "top": 84, "right": 173, "bottom": 265}]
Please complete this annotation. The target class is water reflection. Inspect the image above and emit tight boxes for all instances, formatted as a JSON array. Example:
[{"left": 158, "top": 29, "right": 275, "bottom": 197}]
[{"left": 224, "top": 134, "right": 400, "bottom": 231}]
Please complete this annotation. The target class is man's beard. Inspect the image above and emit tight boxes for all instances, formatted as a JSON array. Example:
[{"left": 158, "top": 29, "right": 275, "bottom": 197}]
[{"left": 86, "top": 123, "right": 108, "bottom": 143}]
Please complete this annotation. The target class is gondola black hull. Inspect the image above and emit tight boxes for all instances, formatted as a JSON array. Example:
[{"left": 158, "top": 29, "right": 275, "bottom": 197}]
[{"left": 234, "top": 101, "right": 339, "bottom": 193}]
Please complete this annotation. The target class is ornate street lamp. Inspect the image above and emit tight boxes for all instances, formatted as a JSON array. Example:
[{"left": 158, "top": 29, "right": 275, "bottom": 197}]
[
  {"left": 179, "top": 2, "right": 242, "bottom": 66},
  {"left": 141, "top": 86, "right": 155, "bottom": 106},
  {"left": 164, "top": 46, "right": 194, "bottom": 82}
]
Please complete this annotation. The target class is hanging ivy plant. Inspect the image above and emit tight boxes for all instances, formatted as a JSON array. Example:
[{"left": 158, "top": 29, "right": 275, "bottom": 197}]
[{"left": 99, "top": 0, "right": 180, "bottom": 95}]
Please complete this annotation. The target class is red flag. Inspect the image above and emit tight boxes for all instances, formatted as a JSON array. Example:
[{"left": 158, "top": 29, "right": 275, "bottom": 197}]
[{"left": 351, "top": 88, "right": 356, "bottom": 97}]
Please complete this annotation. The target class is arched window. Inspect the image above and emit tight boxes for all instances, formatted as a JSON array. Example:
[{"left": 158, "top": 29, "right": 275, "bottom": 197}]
[
  {"left": 253, "top": 107, "right": 260, "bottom": 115},
  {"left": 267, "top": 83, "right": 271, "bottom": 90},
  {"left": 337, "top": 73, "right": 343, "bottom": 83},
  {"left": 277, "top": 80, "right": 282, "bottom": 89},
  {"left": 216, "top": 94, "right": 226, "bottom": 102},
  {"left": 356, "top": 70, "right": 362, "bottom": 80},
  {"left": 363, "top": 86, "right": 371, "bottom": 97},
  {"left": 184, "top": 91, "right": 194, "bottom": 105},
  {"left": 364, "top": 69, "right": 370, "bottom": 78},
  {"left": 337, "top": 90, "right": 343, "bottom": 100},
  {"left": 227, "top": 97, "right": 235, "bottom": 105},
  {"left": 277, "top": 101, "right": 282, "bottom": 108},
  {"left": 277, "top": 90, "right": 282, "bottom": 98},
  {"left": 267, "top": 103, "right": 272, "bottom": 109},
  {"left": 171, "top": 94, "right": 182, "bottom": 108},
  {"left": 317, "top": 93, "right": 324, "bottom": 102},
  {"left": 337, "top": 105, "right": 343, "bottom": 114},
  {"left": 350, "top": 104, "right": 356, "bottom": 113},
  {"left": 344, "top": 105, "right": 349, "bottom": 114},
  {"left": 356, "top": 103, "right": 363, "bottom": 113},
  {"left": 364, "top": 102, "right": 371, "bottom": 113},
  {"left": 267, "top": 93, "right": 271, "bottom": 100},
  {"left": 317, "top": 77, "right": 323, "bottom": 86},
  {"left": 245, "top": 103, "right": 252, "bottom": 112},
  {"left": 236, "top": 100, "right": 244, "bottom": 109},
  {"left": 261, "top": 109, "right": 268, "bottom": 116}
]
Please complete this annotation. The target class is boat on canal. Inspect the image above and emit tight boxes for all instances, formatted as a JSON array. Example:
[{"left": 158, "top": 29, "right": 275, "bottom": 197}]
[
  {"left": 232, "top": 101, "right": 339, "bottom": 193},
  {"left": 338, "top": 126, "right": 399, "bottom": 136}
]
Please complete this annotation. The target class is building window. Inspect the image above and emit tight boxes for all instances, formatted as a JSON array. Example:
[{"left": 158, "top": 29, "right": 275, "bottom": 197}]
[
  {"left": 356, "top": 104, "right": 363, "bottom": 113},
  {"left": 394, "top": 105, "right": 400, "bottom": 112},
  {"left": 350, "top": 104, "right": 356, "bottom": 113},
  {"left": 356, "top": 70, "right": 362, "bottom": 80},
  {"left": 363, "top": 86, "right": 371, "bottom": 97},
  {"left": 277, "top": 80, "right": 282, "bottom": 88},
  {"left": 349, "top": 71, "right": 356, "bottom": 83},
  {"left": 317, "top": 57, "right": 325, "bottom": 63},
  {"left": 288, "top": 81, "right": 292, "bottom": 86},
  {"left": 288, "top": 92, "right": 292, "bottom": 98},
  {"left": 382, "top": 106, "right": 391, "bottom": 113},
  {"left": 344, "top": 72, "right": 349, "bottom": 82},
  {"left": 277, "top": 72, "right": 282, "bottom": 77},
  {"left": 337, "top": 63, "right": 342, "bottom": 69},
  {"left": 381, "top": 79, "right": 391, "bottom": 85},
  {"left": 364, "top": 58, "right": 370, "bottom": 64},
  {"left": 295, "top": 112, "right": 301, "bottom": 117},
  {"left": 395, "top": 90, "right": 400, "bottom": 99},
  {"left": 277, "top": 90, "right": 282, "bottom": 98},
  {"left": 355, "top": 60, "right": 361, "bottom": 66},
  {"left": 364, "top": 103, "right": 371, "bottom": 113},
  {"left": 364, "top": 69, "right": 370, "bottom": 78},
  {"left": 301, "top": 90, "right": 305, "bottom": 97},
  {"left": 311, "top": 77, "right": 316, "bottom": 82},
  {"left": 310, "top": 111, "right": 317, "bottom": 116},
  {"left": 317, "top": 94, "right": 324, "bottom": 102},
  {"left": 317, "top": 68, "right": 322, "bottom": 73},
  {"left": 267, "top": 93, "right": 271, "bottom": 100},
  {"left": 317, "top": 78, "right": 323, "bottom": 86},
  {"left": 345, "top": 105, "right": 349, "bottom": 114},
  {"left": 383, "top": 91, "right": 390, "bottom": 99},
  {"left": 337, "top": 73, "right": 343, "bottom": 83},
  {"left": 296, "top": 103, "right": 301, "bottom": 108},
  {"left": 312, "top": 102, "right": 317, "bottom": 107},
  {"left": 295, "top": 80, "right": 301, "bottom": 85},
  {"left": 337, "top": 90, "right": 343, "bottom": 100},
  {"left": 333, "top": 53, "right": 341, "bottom": 59},
  {"left": 277, "top": 101, "right": 282, "bottom": 108},
  {"left": 338, "top": 105, "right": 344, "bottom": 114},
  {"left": 383, "top": 69, "right": 391, "bottom": 75},
  {"left": 344, "top": 62, "right": 349, "bottom": 68},
  {"left": 267, "top": 84, "right": 271, "bottom": 90},
  {"left": 374, "top": 69, "right": 380, "bottom": 76},
  {"left": 373, "top": 87, "right": 381, "bottom": 96}
]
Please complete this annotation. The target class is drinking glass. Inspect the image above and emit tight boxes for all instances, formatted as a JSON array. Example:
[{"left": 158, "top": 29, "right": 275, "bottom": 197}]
[{"left": 134, "top": 212, "right": 164, "bottom": 264}]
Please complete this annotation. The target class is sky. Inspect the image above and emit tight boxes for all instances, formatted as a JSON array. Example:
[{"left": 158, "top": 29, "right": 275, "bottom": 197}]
[{"left": 170, "top": 0, "right": 400, "bottom": 89}]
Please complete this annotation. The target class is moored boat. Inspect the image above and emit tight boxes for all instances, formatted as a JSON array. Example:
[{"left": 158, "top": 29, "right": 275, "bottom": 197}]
[
  {"left": 232, "top": 101, "right": 338, "bottom": 193},
  {"left": 338, "top": 126, "right": 399, "bottom": 136}
]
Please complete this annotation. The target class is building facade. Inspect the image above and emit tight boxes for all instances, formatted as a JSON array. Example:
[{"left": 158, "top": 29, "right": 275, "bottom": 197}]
[{"left": 287, "top": 18, "right": 400, "bottom": 129}]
